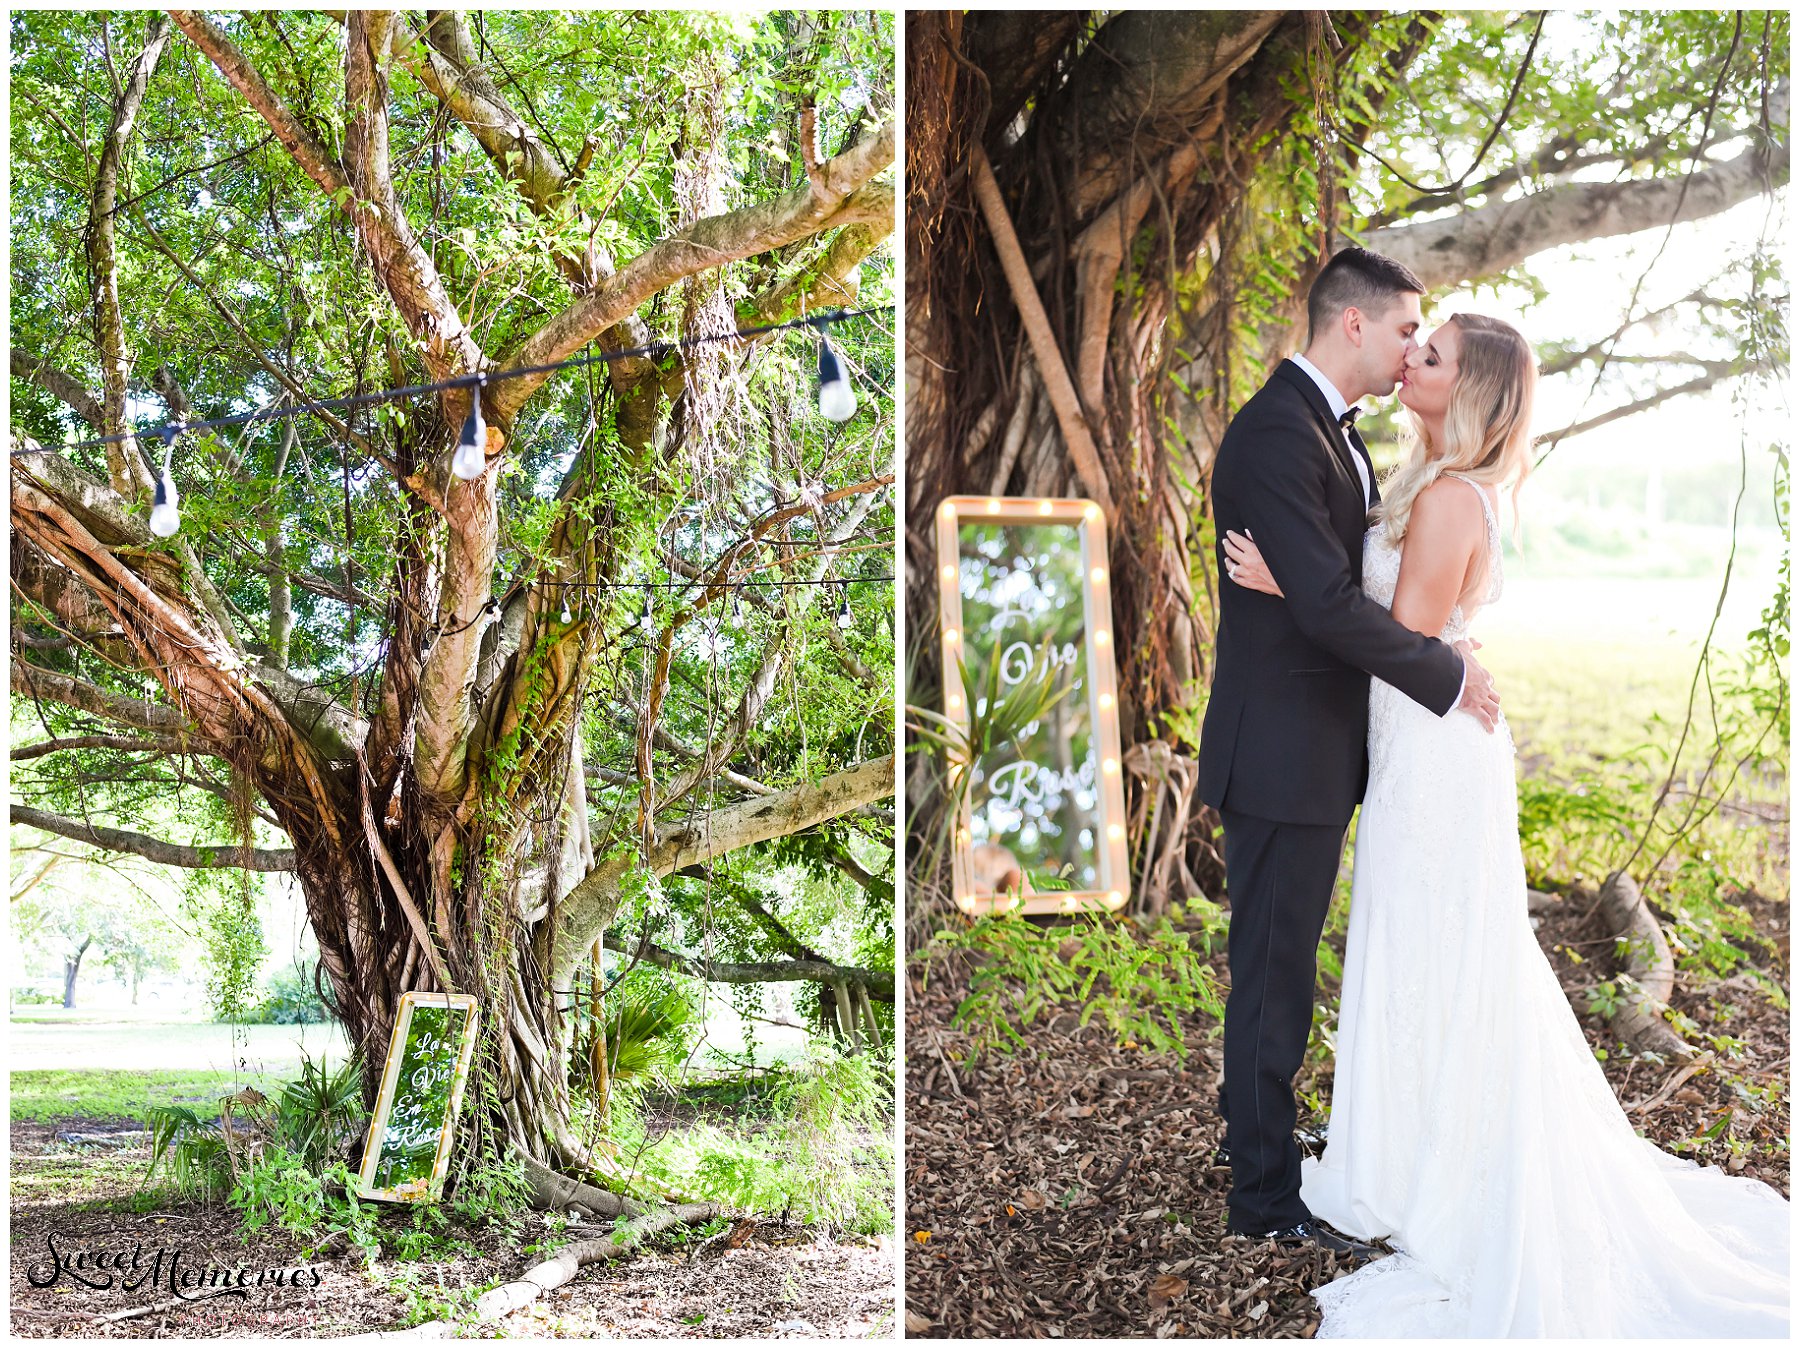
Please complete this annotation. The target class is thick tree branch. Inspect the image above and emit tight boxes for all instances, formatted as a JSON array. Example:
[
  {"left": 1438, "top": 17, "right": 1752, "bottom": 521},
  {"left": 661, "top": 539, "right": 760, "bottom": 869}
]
[
  {"left": 10, "top": 804, "right": 295, "bottom": 872},
  {"left": 1539, "top": 371, "right": 1736, "bottom": 444},
  {"left": 90, "top": 12, "right": 171, "bottom": 498},
  {"left": 396, "top": 12, "right": 571, "bottom": 220},
  {"left": 342, "top": 11, "right": 485, "bottom": 387},
  {"left": 167, "top": 11, "right": 350, "bottom": 205},
  {"left": 10, "top": 350, "right": 105, "bottom": 430},
  {"left": 12, "top": 733, "right": 190, "bottom": 762},
  {"left": 597, "top": 932, "right": 893, "bottom": 1002},
  {"left": 491, "top": 119, "right": 894, "bottom": 422},
  {"left": 11, "top": 662, "right": 194, "bottom": 736},
  {"left": 1372, "top": 113, "right": 1789, "bottom": 289},
  {"left": 552, "top": 754, "right": 896, "bottom": 982}
]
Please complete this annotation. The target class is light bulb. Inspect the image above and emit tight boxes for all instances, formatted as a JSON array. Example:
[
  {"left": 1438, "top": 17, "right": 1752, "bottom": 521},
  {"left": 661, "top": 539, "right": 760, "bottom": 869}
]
[
  {"left": 559, "top": 595, "right": 573, "bottom": 624},
  {"left": 817, "top": 335, "right": 856, "bottom": 422},
  {"left": 1092, "top": 566, "right": 1107, "bottom": 583},
  {"left": 1103, "top": 757, "right": 1119, "bottom": 775},
  {"left": 836, "top": 590, "right": 854, "bottom": 630},
  {"left": 1038, "top": 500, "right": 1053, "bottom": 515},
  {"left": 452, "top": 378, "right": 487, "bottom": 480},
  {"left": 1107, "top": 890, "right": 1124, "bottom": 907},
  {"left": 149, "top": 467, "right": 181, "bottom": 538},
  {"left": 985, "top": 498, "right": 1001, "bottom": 512},
  {"left": 641, "top": 588, "right": 654, "bottom": 626},
  {"left": 943, "top": 628, "right": 959, "bottom": 645}
]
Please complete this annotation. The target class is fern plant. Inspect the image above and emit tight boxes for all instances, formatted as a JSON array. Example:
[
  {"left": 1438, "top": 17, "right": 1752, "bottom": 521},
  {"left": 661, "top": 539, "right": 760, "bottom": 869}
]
[{"left": 144, "top": 1104, "right": 232, "bottom": 1201}]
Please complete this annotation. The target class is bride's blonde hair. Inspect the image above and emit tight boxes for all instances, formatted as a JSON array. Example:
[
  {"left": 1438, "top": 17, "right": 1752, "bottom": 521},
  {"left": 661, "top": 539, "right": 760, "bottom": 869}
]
[{"left": 1377, "top": 314, "right": 1537, "bottom": 545}]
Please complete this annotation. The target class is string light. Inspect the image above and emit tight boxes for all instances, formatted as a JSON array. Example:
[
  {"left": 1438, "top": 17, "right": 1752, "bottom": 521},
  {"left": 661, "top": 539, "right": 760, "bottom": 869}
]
[
  {"left": 13, "top": 306, "right": 891, "bottom": 460},
  {"left": 558, "top": 588, "right": 573, "bottom": 624},
  {"left": 816, "top": 331, "right": 856, "bottom": 422},
  {"left": 835, "top": 585, "right": 854, "bottom": 630},
  {"left": 451, "top": 375, "right": 487, "bottom": 480},
  {"left": 148, "top": 429, "right": 181, "bottom": 538},
  {"left": 640, "top": 586, "right": 654, "bottom": 628}
]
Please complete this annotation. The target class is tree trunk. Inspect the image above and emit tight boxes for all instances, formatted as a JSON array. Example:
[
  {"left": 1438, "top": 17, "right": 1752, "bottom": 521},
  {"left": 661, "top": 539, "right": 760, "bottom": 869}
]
[{"left": 63, "top": 936, "right": 92, "bottom": 1009}]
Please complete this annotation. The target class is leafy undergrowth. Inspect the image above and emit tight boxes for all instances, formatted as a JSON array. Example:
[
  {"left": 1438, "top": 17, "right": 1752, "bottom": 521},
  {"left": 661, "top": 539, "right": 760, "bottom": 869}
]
[
  {"left": 11, "top": 1069, "right": 895, "bottom": 1339},
  {"left": 903, "top": 888, "right": 1789, "bottom": 1338}
]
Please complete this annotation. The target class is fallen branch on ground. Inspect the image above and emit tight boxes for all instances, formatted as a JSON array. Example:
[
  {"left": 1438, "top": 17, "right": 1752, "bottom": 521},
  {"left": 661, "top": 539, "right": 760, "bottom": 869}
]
[{"left": 342, "top": 1199, "right": 719, "bottom": 1339}]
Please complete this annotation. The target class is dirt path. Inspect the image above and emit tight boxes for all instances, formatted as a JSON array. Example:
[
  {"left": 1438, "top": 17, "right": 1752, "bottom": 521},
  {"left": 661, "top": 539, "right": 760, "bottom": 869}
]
[
  {"left": 903, "top": 888, "right": 1789, "bottom": 1337},
  {"left": 11, "top": 1120, "right": 892, "bottom": 1339}
]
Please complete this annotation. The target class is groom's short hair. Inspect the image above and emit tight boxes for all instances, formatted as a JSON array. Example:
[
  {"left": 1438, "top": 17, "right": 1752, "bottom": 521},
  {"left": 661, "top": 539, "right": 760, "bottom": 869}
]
[{"left": 1307, "top": 247, "right": 1426, "bottom": 342}]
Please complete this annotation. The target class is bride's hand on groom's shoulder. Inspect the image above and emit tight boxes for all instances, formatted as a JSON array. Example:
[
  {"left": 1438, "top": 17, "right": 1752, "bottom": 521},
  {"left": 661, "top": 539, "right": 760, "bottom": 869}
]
[
  {"left": 1223, "top": 530, "right": 1283, "bottom": 596},
  {"left": 1453, "top": 639, "right": 1501, "bottom": 733}
]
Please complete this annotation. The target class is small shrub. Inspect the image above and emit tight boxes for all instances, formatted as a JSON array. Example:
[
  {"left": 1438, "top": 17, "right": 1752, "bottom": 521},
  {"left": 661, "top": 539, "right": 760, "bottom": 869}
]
[
  {"left": 275, "top": 1053, "right": 364, "bottom": 1171},
  {"left": 247, "top": 961, "right": 332, "bottom": 1025},
  {"left": 144, "top": 1104, "right": 232, "bottom": 1202},
  {"left": 772, "top": 1044, "right": 894, "bottom": 1235}
]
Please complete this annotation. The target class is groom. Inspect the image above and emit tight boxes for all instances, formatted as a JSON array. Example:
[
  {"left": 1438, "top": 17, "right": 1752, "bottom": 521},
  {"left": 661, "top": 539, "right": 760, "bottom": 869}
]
[{"left": 1197, "top": 247, "right": 1500, "bottom": 1252}]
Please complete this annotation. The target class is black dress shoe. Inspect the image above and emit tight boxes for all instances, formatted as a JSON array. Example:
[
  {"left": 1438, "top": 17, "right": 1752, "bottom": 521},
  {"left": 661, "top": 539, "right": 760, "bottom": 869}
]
[
  {"left": 1212, "top": 1124, "right": 1328, "bottom": 1169},
  {"left": 1227, "top": 1218, "right": 1382, "bottom": 1259}
]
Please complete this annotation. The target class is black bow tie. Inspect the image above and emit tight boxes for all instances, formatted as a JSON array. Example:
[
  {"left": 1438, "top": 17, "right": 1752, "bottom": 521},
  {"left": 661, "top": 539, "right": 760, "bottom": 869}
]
[{"left": 1338, "top": 407, "right": 1361, "bottom": 430}]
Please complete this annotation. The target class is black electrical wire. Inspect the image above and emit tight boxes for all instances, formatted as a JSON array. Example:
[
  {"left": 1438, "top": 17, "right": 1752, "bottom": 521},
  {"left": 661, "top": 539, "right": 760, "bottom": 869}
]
[{"left": 11, "top": 305, "right": 893, "bottom": 458}]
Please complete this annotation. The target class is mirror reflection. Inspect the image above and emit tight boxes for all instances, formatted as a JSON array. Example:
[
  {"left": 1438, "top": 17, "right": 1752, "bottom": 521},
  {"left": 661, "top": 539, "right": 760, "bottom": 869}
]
[{"left": 958, "top": 520, "right": 1099, "bottom": 897}]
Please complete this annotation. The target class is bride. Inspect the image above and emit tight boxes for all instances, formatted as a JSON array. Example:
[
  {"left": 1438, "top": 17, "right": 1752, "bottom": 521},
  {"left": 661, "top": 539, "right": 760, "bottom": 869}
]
[{"left": 1222, "top": 313, "right": 1789, "bottom": 1337}]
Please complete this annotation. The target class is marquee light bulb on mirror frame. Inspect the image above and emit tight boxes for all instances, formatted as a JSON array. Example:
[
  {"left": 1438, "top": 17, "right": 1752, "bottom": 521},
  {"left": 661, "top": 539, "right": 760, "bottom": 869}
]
[{"left": 935, "top": 494, "right": 1132, "bottom": 921}]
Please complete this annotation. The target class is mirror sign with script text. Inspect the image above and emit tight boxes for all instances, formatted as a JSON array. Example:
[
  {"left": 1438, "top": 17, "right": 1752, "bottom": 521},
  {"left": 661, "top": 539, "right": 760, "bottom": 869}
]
[
  {"left": 935, "top": 496, "right": 1129, "bottom": 915},
  {"left": 356, "top": 990, "right": 480, "bottom": 1203}
]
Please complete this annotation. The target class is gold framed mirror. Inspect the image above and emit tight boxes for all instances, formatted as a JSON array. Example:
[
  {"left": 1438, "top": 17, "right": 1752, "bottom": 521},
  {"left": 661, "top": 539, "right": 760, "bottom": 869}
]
[
  {"left": 355, "top": 990, "right": 481, "bottom": 1203},
  {"left": 934, "top": 496, "right": 1129, "bottom": 916}
]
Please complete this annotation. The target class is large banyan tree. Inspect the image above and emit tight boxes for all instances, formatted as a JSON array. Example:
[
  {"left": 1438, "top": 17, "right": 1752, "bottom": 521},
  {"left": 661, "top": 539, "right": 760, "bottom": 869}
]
[
  {"left": 906, "top": 9, "right": 1787, "bottom": 918},
  {"left": 10, "top": 8, "right": 895, "bottom": 1204}
]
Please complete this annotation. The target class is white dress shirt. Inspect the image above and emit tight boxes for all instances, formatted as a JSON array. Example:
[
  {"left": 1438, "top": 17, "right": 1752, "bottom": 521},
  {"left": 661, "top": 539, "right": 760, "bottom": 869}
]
[
  {"left": 1286, "top": 352, "right": 1468, "bottom": 712},
  {"left": 1289, "top": 351, "right": 1371, "bottom": 509}
]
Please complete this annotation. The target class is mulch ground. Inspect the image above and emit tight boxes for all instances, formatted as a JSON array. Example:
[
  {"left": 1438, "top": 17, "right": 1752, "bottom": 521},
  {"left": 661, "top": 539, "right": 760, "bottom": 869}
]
[
  {"left": 10, "top": 1119, "right": 892, "bottom": 1339},
  {"left": 902, "top": 883, "right": 1790, "bottom": 1338}
]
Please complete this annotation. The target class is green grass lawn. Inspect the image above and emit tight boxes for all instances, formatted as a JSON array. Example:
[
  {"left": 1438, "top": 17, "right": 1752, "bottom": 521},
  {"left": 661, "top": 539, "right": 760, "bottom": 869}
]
[
  {"left": 11, "top": 1067, "right": 249, "bottom": 1125},
  {"left": 1475, "top": 575, "right": 1786, "bottom": 894},
  {"left": 10, "top": 1013, "right": 352, "bottom": 1125}
]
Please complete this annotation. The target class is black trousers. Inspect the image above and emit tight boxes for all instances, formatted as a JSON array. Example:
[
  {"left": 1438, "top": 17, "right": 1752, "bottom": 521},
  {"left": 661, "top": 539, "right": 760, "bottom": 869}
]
[{"left": 1217, "top": 808, "right": 1348, "bottom": 1232}]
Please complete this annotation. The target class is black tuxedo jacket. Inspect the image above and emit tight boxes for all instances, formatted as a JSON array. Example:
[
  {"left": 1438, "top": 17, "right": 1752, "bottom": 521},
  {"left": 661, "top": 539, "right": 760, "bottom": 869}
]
[{"left": 1197, "top": 360, "right": 1465, "bottom": 826}]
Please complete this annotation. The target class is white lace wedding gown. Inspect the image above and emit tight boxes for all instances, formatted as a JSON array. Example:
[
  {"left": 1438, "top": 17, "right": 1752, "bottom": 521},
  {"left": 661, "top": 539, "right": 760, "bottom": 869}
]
[{"left": 1299, "top": 475, "right": 1790, "bottom": 1337}]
